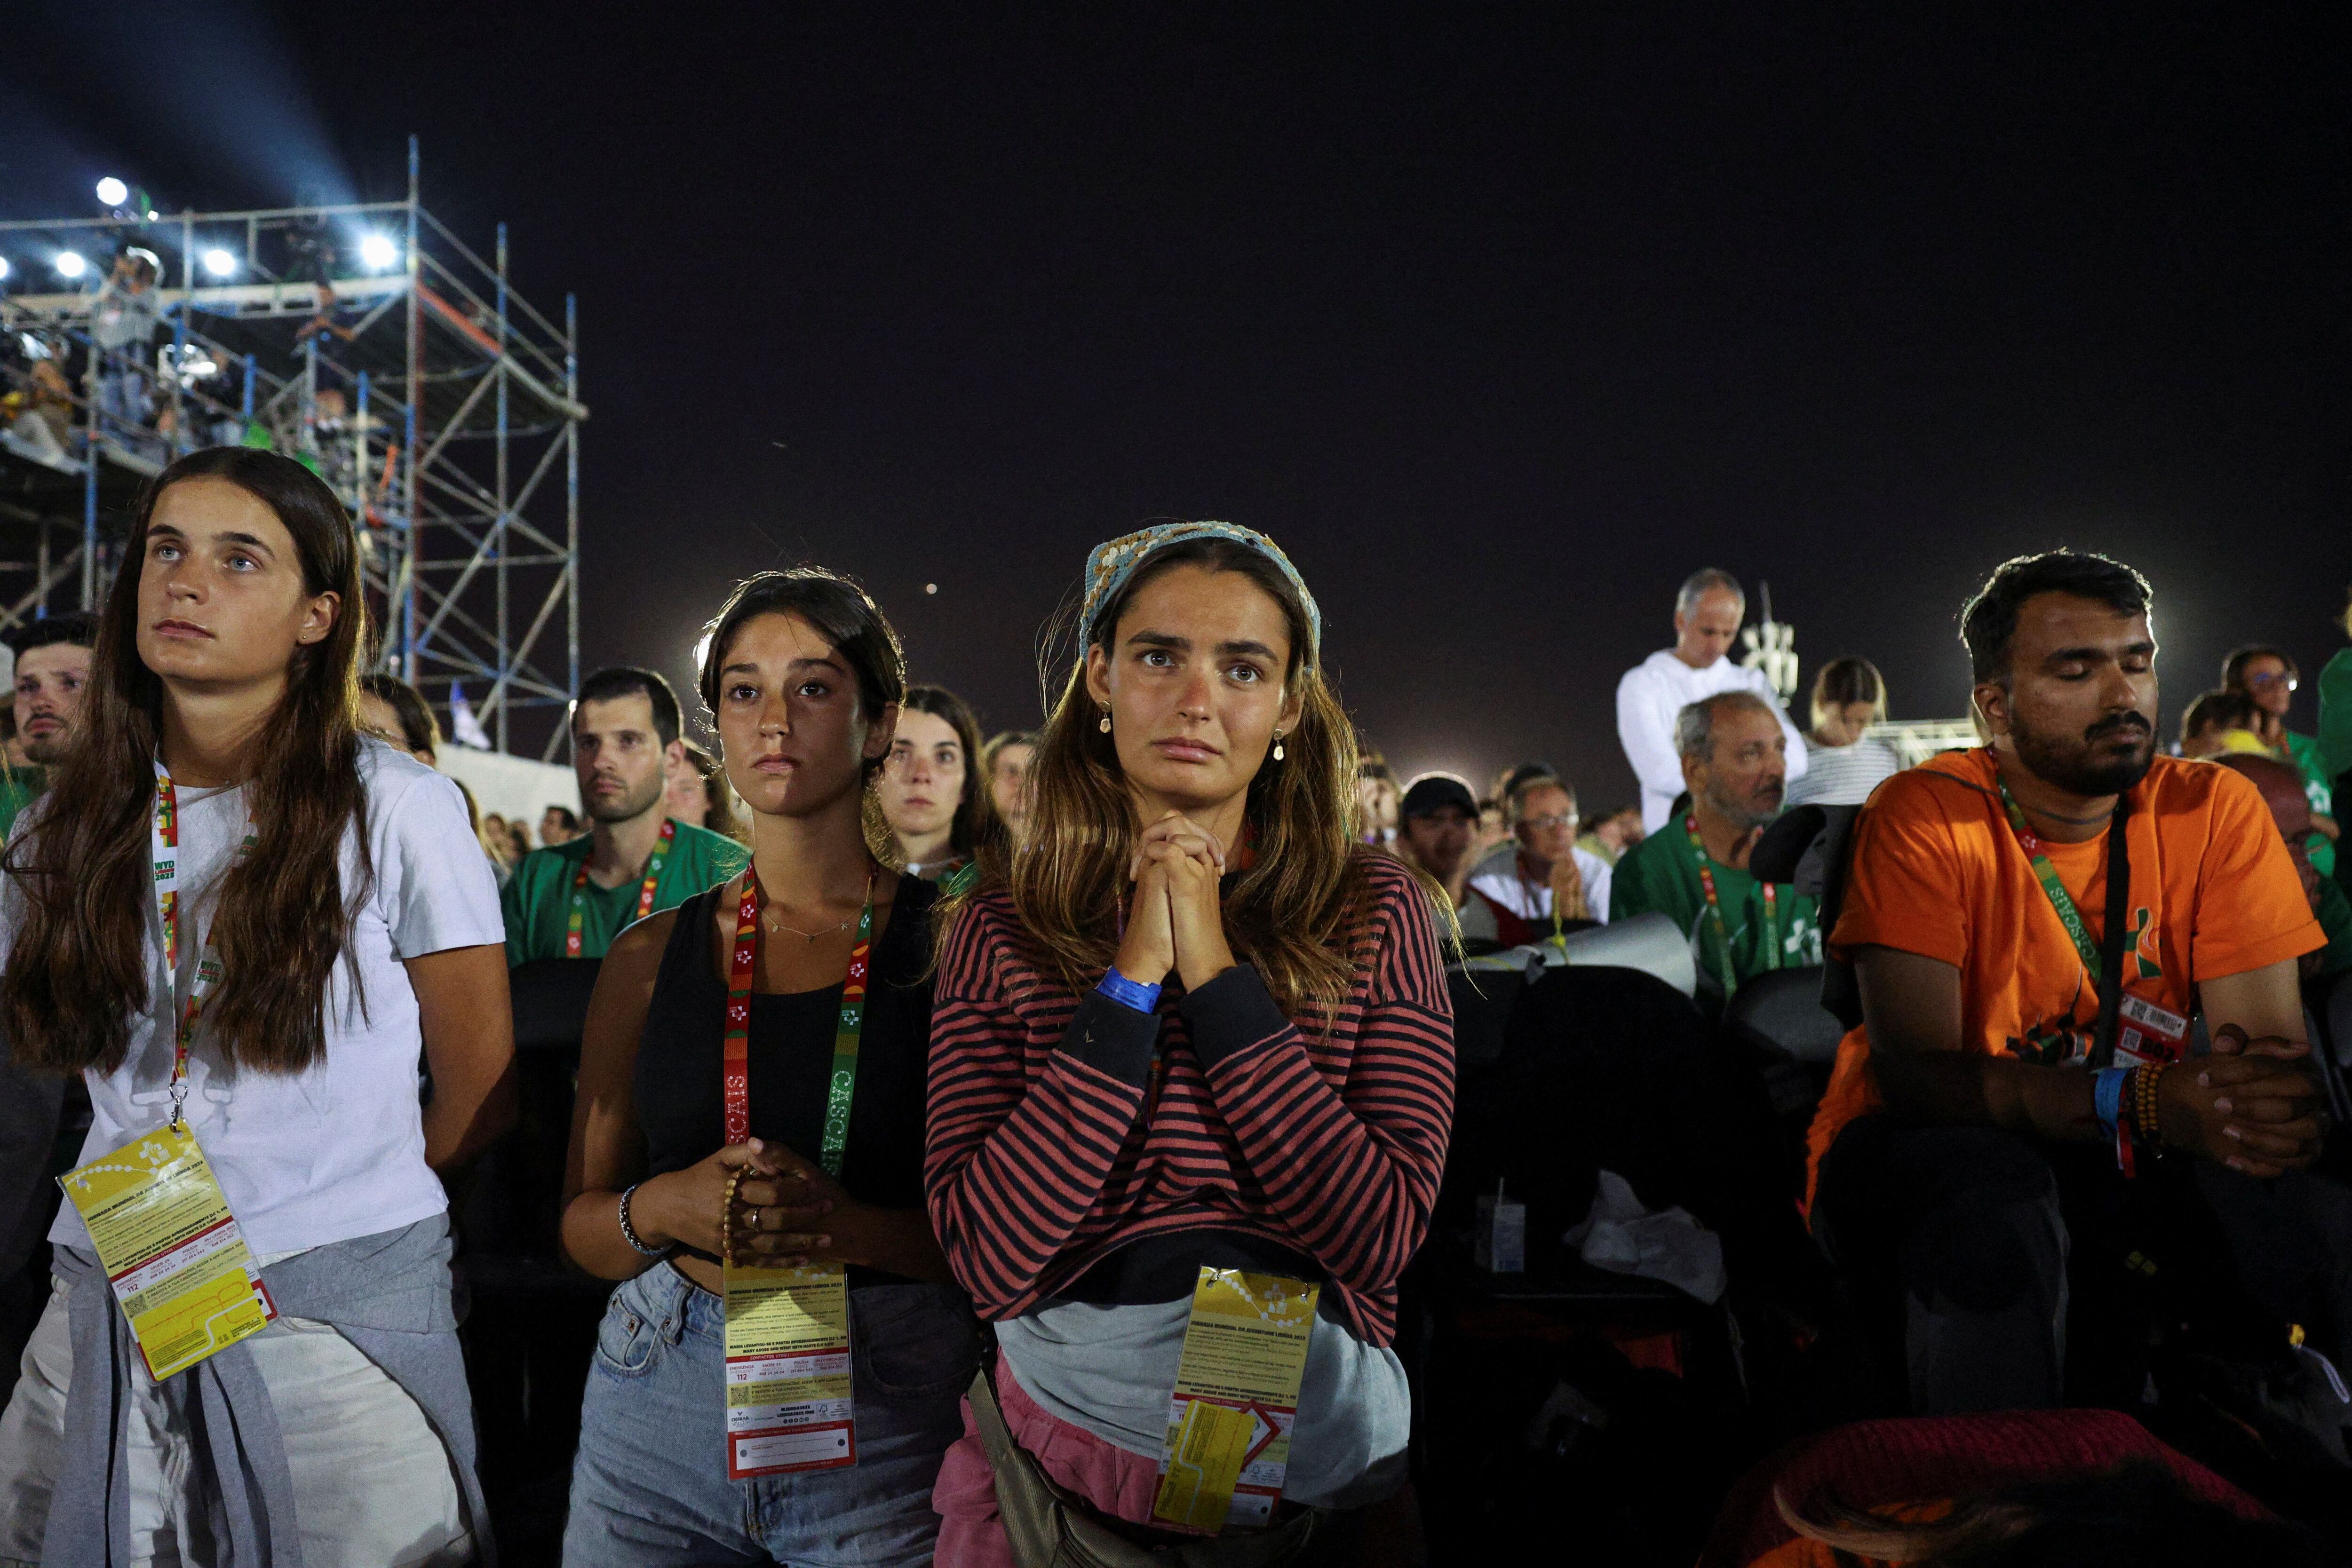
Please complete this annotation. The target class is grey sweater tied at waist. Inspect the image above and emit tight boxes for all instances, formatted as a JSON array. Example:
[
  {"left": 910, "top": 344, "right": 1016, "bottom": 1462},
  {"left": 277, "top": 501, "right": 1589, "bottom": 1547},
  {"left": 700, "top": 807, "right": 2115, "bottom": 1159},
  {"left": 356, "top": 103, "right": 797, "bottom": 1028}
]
[{"left": 41, "top": 1214, "right": 492, "bottom": 1568}]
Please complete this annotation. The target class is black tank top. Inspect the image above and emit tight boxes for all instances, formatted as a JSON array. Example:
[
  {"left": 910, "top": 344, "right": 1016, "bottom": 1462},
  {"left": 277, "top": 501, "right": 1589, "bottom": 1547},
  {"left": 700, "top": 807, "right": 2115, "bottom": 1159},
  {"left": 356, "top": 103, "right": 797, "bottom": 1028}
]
[{"left": 636, "top": 877, "right": 938, "bottom": 1235}]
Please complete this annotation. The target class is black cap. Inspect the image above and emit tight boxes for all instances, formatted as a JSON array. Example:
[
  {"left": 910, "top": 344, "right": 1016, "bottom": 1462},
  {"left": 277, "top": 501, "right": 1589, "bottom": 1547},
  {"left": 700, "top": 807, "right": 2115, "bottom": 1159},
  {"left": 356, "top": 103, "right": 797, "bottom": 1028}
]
[{"left": 1400, "top": 773, "right": 1478, "bottom": 820}]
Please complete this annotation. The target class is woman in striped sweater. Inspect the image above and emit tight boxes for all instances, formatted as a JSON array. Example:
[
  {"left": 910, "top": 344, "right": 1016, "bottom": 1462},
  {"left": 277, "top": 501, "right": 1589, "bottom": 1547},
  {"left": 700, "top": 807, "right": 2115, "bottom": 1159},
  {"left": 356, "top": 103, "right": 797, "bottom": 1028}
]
[{"left": 925, "top": 522, "right": 1454, "bottom": 1563}]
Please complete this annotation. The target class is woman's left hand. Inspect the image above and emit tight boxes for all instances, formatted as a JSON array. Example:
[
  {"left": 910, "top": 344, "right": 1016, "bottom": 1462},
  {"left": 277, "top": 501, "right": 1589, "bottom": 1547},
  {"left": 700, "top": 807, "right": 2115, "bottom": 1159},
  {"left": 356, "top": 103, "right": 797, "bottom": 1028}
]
[
  {"left": 1146, "top": 822, "right": 1236, "bottom": 992},
  {"left": 731, "top": 1144, "right": 861, "bottom": 1267}
]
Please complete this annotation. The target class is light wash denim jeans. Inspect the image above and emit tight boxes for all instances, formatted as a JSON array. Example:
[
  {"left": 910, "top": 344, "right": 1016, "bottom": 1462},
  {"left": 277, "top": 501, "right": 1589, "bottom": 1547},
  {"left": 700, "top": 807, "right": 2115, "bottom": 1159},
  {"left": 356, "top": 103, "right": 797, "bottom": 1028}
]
[{"left": 565, "top": 1263, "right": 979, "bottom": 1567}]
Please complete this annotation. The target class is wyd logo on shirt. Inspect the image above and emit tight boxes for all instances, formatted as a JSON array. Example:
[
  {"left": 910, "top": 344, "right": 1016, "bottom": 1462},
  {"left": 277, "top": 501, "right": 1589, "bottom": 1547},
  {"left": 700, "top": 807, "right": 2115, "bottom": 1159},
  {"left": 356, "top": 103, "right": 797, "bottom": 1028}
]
[
  {"left": 2129, "top": 906, "right": 2161, "bottom": 981},
  {"left": 1782, "top": 917, "right": 1823, "bottom": 965}
]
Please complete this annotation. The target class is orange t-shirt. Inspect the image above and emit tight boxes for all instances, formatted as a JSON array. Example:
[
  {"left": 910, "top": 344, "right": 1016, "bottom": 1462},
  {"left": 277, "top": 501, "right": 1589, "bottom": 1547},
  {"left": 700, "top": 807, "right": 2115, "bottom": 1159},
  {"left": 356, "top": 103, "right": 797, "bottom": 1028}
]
[{"left": 1804, "top": 749, "right": 2323, "bottom": 1207}]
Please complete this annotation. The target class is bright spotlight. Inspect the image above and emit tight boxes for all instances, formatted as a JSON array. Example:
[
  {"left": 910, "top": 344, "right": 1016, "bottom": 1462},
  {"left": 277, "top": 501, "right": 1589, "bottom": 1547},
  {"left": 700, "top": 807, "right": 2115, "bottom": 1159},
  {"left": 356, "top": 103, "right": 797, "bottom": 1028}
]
[
  {"left": 54, "top": 252, "right": 87, "bottom": 280},
  {"left": 358, "top": 234, "right": 399, "bottom": 270},
  {"left": 201, "top": 248, "right": 237, "bottom": 278},
  {"left": 94, "top": 176, "right": 128, "bottom": 207},
  {"left": 0, "top": 258, "right": 11, "bottom": 281}
]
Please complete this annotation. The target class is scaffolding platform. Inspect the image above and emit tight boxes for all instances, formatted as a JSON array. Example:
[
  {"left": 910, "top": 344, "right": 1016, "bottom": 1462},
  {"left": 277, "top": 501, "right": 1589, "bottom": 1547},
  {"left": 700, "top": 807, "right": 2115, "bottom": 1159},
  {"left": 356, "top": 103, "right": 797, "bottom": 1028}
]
[{"left": 0, "top": 140, "right": 585, "bottom": 759}]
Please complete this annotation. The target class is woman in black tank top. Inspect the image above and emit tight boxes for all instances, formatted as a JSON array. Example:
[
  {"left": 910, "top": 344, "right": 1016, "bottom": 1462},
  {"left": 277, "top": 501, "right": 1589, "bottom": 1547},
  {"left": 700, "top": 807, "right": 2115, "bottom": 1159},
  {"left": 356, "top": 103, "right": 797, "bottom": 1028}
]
[{"left": 558, "top": 569, "right": 978, "bottom": 1567}]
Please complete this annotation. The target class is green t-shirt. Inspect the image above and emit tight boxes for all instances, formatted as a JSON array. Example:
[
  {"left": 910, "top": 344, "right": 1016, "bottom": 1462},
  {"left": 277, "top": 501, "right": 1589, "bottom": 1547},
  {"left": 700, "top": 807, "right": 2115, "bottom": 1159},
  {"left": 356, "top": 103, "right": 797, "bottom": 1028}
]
[
  {"left": 2284, "top": 730, "right": 2336, "bottom": 880},
  {"left": 499, "top": 818, "right": 748, "bottom": 965},
  {"left": 2318, "top": 647, "right": 2352, "bottom": 784},
  {"left": 2317, "top": 876, "right": 2352, "bottom": 980},
  {"left": 0, "top": 767, "right": 45, "bottom": 844},
  {"left": 1608, "top": 820, "right": 1823, "bottom": 991}
]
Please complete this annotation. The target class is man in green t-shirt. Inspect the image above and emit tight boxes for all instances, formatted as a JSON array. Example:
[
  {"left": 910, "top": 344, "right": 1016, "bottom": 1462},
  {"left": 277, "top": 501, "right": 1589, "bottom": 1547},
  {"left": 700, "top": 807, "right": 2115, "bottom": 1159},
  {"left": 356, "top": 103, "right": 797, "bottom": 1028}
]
[
  {"left": 501, "top": 667, "right": 747, "bottom": 965},
  {"left": 1610, "top": 689, "right": 1822, "bottom": 995},
  {"left": 0, "top": 614, "right": 97, "bottom": 842},
  {"left": 2216, "top": 752, "right": 2352, "bottom": 981}
]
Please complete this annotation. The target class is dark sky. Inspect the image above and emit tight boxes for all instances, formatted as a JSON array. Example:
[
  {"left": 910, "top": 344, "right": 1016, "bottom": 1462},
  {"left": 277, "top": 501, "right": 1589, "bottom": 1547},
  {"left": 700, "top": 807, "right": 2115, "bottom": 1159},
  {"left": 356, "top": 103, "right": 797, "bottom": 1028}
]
[{"left": 5, "top": 5, "right": 2347, "bottom": 798}]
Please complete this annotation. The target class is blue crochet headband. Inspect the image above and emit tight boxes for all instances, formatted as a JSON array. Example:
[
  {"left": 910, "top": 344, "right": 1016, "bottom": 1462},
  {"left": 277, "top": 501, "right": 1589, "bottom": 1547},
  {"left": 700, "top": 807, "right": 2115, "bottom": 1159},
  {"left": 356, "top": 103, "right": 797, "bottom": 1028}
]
[{"left": 1079, "top": 521, "right": 1322, "bottom": 669}]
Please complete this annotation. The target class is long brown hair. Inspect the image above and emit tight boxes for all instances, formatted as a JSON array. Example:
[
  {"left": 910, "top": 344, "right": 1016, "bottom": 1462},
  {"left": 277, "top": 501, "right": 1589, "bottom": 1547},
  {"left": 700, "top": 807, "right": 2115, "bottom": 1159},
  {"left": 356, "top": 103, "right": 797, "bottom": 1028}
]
[
  {"left": 898, "top": 683, "right": 994, "bottom": 860},
  {"left": 944, "top": 536, "right": 1371, "bottom": 1024},
  {"left": 2, "top": 448, "right": 372, "bottom": 1075}
]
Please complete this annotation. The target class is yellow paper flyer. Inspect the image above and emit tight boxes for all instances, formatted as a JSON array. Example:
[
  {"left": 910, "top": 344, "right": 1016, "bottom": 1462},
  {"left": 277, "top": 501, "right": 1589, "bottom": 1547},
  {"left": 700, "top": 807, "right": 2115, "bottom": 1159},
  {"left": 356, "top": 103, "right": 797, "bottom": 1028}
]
[
  {"left": 1152, "top": 1267, "right": 1319, "bottom": 1532},
  {"left": 722, "top": 1260, "right": 855, "bottom": 1477},
  {"left": 57, "top": 1122, "right": 276, "bottom": 1381}
]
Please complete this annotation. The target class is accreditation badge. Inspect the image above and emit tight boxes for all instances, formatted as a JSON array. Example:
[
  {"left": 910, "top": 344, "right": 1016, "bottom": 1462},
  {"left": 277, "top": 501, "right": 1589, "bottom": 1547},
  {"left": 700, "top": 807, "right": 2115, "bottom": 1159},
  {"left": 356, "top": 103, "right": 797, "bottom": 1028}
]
[
  {"left": 58, "top": 1122, "right": 277, "bottom": 1381},
  {"left": 1151, "top": 1267, "right": 1319, "bottom": 1533},
  {"left": 2115, "top": 990, "right": 2191, "bottom": 1066},
  {"left": 722, "top": 1259, "right": 855, "bottom": 1477}
]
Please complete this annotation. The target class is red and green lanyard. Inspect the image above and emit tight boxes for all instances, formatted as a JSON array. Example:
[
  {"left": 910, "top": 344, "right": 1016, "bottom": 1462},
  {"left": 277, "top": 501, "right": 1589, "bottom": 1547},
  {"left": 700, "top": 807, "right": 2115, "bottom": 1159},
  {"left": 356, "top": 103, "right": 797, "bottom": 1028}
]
[
  {"left": 1685, "top": 814, "right": 1778, "bottom": 997},
  {"left": 152, "top": 764, "right": 252, "bottom": 1130},
  {"left": 723, "top": 867, "right": 874, "bottom": 1177},
  {"left": 1994, "top": 778, "right": 2106, "bottom": 982},
  {"left": 566, "top": 818, "right": 676, "bottom": 958}
]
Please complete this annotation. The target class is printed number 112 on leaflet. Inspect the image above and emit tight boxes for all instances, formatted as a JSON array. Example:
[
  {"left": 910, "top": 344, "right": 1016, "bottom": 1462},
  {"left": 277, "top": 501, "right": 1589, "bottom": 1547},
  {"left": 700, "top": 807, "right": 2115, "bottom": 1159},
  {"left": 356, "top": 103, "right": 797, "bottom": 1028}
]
[{"left": 723, "top": 1260, "right": 856, "bottom": 1478}]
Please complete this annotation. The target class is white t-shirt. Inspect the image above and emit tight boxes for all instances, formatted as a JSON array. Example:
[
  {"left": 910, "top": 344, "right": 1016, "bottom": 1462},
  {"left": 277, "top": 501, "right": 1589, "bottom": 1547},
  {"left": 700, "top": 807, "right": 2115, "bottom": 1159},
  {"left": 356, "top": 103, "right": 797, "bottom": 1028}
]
[
  {"left": 1784, "top": 736, "right": 1903, "bottom": 808},
  {"left": 37, "top": 741, "right": 504, "bottom": 1256},
  {"left": 1462, "top": 843, "right": 1613, "bottom": 931},
  {"left": 1614, "top": 649, "right": 1810, "bottom": 833}
]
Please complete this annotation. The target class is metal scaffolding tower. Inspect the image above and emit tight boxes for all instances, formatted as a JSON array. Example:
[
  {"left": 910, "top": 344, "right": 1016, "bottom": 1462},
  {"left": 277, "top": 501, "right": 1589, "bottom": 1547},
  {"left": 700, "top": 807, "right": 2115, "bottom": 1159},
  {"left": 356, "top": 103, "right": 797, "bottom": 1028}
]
[{"left": 0, "top": 138, "right": 585, "bottom": 758}]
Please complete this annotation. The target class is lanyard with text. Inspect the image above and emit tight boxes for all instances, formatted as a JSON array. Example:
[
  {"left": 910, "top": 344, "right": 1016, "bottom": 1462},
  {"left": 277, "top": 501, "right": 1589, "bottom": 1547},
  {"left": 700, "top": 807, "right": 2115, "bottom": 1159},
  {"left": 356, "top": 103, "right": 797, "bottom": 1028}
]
[
  {"left": 566, "top": 817, "right": 675, "bottom": 958},
  {"left": 1995, "top": 775, "right": 2171, "bottom": 1074},
  {"left": 720, "top": 864, "right": 874, "bottom": 1480},
  {"left": 54, "top": 763, "right": 283, "bottom": 1382},
  {"left": 1994, "top": 778, "right": 2106, "bottom": 982},
  {"left": 153, "top": 764, "right": 254, "bottom": 1128},
  {"left": 1685, "top": 816, "right": 1776, "bottom": 996}
]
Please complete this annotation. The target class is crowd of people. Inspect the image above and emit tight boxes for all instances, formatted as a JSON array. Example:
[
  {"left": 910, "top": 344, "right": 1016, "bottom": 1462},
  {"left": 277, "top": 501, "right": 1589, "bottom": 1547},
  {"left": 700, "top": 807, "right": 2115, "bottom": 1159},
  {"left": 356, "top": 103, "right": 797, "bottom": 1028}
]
[
  {"left": 0, "top": 445, "right": 2349, "bottom": 1565},
  {"left": 2, "top": 239, "right": 357, "bottom": 479}
]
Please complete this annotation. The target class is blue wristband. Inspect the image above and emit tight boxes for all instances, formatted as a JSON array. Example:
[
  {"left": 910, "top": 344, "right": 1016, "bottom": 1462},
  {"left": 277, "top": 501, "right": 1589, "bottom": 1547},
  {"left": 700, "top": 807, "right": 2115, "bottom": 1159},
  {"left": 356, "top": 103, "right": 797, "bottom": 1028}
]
[
  {"left": 2092, "top": 1067, "right": 2127, "bottom": 1133},
  {"left": 1096, "top": 966, "right": 1162, "bottom": 1014}
]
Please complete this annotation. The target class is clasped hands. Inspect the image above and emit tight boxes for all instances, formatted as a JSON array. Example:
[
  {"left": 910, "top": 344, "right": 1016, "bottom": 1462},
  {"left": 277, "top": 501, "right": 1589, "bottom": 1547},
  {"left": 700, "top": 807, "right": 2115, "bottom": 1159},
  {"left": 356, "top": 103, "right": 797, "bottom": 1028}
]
[
  {"left": 637, "top": 1137, "right": 861, "bottom": 1268},
  {"left": 1114, "top": 810, "right": 1238, "bottom": 993},
  {"left": 2161, "top": 1024, "right": 2331, "bottom": 1178}
]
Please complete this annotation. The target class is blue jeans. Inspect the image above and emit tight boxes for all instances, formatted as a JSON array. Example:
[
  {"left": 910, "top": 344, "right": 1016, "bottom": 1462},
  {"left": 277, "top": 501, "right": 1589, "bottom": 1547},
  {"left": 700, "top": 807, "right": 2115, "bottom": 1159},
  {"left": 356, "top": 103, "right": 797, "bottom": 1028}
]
[{"left": 565, "top": 1264, "right": 979, "bottom": 1567}]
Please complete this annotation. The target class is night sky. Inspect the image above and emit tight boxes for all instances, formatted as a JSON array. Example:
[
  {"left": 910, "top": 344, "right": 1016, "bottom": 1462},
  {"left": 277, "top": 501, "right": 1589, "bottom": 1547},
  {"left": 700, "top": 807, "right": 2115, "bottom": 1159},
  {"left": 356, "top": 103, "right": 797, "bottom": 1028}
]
[{"left": 5, "top": 6, "right": 2346, "bottom": 801}]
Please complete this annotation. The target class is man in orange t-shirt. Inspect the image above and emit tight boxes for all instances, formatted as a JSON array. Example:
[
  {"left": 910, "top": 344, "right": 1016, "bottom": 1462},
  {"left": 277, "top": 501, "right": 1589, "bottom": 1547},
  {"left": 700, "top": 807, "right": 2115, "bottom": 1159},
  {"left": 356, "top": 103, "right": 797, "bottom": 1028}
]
[{"left": 1806, "top": 549, "right": 2335, "bottom": 1415}]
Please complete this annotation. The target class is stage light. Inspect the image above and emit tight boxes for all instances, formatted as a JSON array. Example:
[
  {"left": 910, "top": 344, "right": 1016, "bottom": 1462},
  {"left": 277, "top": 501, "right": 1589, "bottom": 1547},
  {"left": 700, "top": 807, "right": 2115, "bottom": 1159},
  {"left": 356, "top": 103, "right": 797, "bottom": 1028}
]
[
  {"left": 54, "top": 252, "right": 87, "bottom": 280},
  {"left": 0, "top": 258, "right": 11, "bottom": 281},
  {"left": 358, "top": 234, "right": 399, "bottom": 270},
  {"left": 94, "top": 177, "right": 128, "bottom": 207},
  {"left": 201, "top": 248, "right": 237, "bottom": 278}
]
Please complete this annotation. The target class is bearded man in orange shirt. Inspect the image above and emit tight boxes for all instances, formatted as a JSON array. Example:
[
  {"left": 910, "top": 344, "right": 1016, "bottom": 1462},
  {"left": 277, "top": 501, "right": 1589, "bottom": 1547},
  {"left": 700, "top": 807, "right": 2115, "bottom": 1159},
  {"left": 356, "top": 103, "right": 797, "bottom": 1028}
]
[{"left": 1806, "top": 549, "right": 2345, "bottom": 1415}]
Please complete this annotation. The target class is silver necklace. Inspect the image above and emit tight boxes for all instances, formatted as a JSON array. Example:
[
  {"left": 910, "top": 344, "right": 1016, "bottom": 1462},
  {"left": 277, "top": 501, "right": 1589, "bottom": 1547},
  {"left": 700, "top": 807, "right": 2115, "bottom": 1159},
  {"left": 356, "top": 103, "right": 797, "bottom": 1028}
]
[{"left": 762, "top": 906, "right": 855, "bottom": 943}]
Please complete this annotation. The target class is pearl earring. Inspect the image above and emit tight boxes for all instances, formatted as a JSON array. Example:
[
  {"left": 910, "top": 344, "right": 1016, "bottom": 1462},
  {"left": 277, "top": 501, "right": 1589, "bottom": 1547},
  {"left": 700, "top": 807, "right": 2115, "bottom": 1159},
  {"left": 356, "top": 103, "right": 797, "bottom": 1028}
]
[
  {"left": 1099, "top": 713, "right": 1112, "bottom": 734},
  {"left": 1272, "top": 733, "right": 1286, "bottom": 762}
]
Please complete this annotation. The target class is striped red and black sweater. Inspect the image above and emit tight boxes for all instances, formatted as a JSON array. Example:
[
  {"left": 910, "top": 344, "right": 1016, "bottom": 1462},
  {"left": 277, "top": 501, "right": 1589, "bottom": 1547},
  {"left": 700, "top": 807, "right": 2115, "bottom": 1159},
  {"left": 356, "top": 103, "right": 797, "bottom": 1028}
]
[{"left": 924, "top": 849, "right": 1454, "bottom": 1348}]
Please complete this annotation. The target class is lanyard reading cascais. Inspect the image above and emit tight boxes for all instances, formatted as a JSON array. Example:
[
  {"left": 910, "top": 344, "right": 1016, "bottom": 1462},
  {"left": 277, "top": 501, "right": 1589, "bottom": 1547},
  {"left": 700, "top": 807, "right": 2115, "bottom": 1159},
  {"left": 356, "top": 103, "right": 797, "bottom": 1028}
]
[
  {"left": 153, "top": 764, "right": 254, "bottom": 1127},
  {"left": 1685, "top": 816, "right": 1777, "bottom": 997},
  {"left": 1994, "top": 778, "right": 2106, "bottom": 982},
  {"left": 566, "top": 817, "right": 675, "bottom": 958},
  {"left": 723, "top": 867, "right": 874, "bottom": 1168},
  {"left": 719, "top": 866, "right": 875, "bottom": 1481}
]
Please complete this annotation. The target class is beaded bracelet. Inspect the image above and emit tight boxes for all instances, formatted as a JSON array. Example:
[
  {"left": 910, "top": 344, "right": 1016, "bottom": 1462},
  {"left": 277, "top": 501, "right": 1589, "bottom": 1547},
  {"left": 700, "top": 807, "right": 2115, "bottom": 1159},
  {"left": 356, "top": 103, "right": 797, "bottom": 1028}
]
[
  {"left": 2136, "top": 1061, "right": 2168, "bottom": 1149},
  {"left": 617, "top": 1181, "right": 668, "bottom": 1257},
  {"left": 721, "top": 1166, "right": 746, "bottom": 1270}
]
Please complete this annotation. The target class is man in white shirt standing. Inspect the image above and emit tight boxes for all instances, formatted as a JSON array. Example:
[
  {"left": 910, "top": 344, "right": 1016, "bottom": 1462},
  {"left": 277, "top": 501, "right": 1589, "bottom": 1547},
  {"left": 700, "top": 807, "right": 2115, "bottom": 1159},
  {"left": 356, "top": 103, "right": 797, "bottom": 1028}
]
[{"left": 1617, "top": 568, "right": 1808, "bottom": 832}]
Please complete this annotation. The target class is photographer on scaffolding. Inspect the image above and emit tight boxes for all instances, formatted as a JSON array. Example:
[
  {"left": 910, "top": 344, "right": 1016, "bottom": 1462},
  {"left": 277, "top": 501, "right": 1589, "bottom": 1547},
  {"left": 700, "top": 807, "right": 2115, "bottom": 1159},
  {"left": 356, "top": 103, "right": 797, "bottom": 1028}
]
[{"left": 87, "top": 246, "right": 164, "bottom": 444}]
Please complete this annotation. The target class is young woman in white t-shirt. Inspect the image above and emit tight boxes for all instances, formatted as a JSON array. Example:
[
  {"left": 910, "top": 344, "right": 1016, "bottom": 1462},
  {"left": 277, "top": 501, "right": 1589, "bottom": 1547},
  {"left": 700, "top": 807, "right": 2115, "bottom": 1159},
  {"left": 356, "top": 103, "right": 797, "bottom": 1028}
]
[{"left": 0, "top": 448, "right": 515, "bottom": 1567}]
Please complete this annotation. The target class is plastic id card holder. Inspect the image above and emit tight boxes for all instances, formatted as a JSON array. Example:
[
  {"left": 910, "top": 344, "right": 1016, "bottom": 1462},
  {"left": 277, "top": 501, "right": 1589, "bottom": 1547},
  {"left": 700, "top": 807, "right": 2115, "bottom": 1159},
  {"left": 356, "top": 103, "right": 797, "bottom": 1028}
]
[
  {"left": 723, "top": 1259, "right": 855, "bottom": 1478},
  {"left": 57, "top": 1122, "right": 277, "bottom": 1381},
  {"left": 2116, "top": 992, "right": 2190, "bottom": 1066},
  {"left": 1151, "top": 1267, "right": 1319, "bottom": 1534}
]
